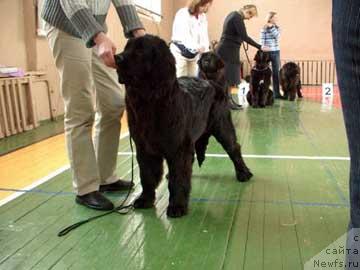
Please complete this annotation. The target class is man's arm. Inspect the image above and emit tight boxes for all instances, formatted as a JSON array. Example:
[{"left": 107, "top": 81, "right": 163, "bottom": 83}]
[
  {"left": 233, "top": 14, "right": 262, "bottom": 50},
  {"left": 112, "top": 0, "right": 145, "bottom": 38},
  {"left": 59, "top": 0, "right": 106, "bottom": 48}
]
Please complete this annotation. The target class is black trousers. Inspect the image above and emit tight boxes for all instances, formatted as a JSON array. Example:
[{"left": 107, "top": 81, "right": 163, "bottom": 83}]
[{"left": 333, "top": 0, "right": 360, "bottom": 268}]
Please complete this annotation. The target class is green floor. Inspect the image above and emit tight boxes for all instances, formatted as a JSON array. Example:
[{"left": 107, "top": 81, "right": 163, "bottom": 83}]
[{"left": 0, "top": 99, "right": 350, "bottom": 270}]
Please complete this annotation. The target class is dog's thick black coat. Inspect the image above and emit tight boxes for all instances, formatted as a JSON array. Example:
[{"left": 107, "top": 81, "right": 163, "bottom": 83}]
[
  {"left": 280, "top": 62, "right": 303, "bottom": 101},
  {"left": 246, "top": 50, "right": 274, "bottom": 108},
  {"left": 115, "top": 35, "right": 252, "bottom": 218}
]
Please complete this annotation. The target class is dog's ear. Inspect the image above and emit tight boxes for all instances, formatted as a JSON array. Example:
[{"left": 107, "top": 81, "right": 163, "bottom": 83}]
[
  {"left": 150, "top": 37, "right": 176, "bottom": 83},
  {"left": 114, "top": 53, "right": 124, "bottom": 68},
  {"left": 254, "top": 50, "right": 260, "bottom": 62},
  {"left": 265, "top": 52, "right": 271, "bottom": 63},
  {"left": 216, "top": 58, "right": 225, "bottom": 70},
  {"left": 197, "top": 56, "right": 203, "bottom": 69}
]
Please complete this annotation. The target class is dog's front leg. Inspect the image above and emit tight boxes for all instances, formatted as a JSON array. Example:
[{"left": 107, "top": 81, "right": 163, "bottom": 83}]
[
  {"left": 251, "top": 83, "right": 259, "bottom": 108},
  {"left": 166, "top": 140, "right": 193, "bottom": 218},
  {"left": 133, "top": 148, "right": 164, "bottom": 209},
  {"left": 212, "top": 112, "right": 253, "bottom": 182},
  {"left": 297, "top": 79, "right": 303, "bottom": 98},
  {"left": 259, "top": 91, "right": 267, "bottom": 108}
]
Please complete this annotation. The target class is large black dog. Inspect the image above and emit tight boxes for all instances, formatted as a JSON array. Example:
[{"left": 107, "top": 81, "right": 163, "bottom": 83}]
[
  {"left": 115, "top": 35, "right": 252, "bottom": 218},
  {"left": 246, "top": 50, "right": 274, "bottom": 108},
  {"left": 280, "top": 62, "right": 303, "bottom": 101}
]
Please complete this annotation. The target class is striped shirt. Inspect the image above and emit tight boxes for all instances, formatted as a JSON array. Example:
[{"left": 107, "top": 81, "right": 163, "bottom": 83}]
[
  {"left": 41, "top": 0, "right": 144, "bottom": 48},
  {"left": 260, "top": 25, "right": 280, "bottom": 51}
]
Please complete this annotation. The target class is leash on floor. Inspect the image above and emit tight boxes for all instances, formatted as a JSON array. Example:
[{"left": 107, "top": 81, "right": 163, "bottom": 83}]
[{"left": 57, "top": 136, "right": 136, "bottom": 237}]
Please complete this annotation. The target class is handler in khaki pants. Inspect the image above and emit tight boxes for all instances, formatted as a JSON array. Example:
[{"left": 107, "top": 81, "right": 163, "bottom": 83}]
[{"left": 42, "top": 0, "right": 146, "bottom": 210}]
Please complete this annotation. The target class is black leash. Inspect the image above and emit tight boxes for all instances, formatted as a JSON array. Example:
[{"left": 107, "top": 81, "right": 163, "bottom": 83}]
[
  {"left": 243, "top": 42, "right": 251, "bottom": 67},
  {"left": 58, "top": 136, "right": 136, "bottom": 237}
]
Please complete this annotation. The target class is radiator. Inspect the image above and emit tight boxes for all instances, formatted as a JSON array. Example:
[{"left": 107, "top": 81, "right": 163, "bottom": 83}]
[
  {"left": 0, "top": 76, "right": 39, "bottom": 138},
  {"left": 243, "top": 60, "right": 337, "bottom": 86}
]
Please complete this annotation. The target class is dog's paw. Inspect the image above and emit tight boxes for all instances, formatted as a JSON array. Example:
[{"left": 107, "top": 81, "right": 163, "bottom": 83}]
[
  {"left": 236, "top": 169, "right": 253, "bottom": 182},
  {"left": 166, "top": 204, "right": 188, "bottom": 218},
  {"left": 133, "top": 195, "right": 155, "bottom": 209}
]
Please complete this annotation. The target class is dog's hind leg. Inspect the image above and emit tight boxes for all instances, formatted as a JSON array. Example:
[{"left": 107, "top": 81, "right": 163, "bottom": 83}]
[
  {"left": 212, "top": 113, "right": 253, "bottom": 182},
  {"left": 134, "top": 149, "right": 163, "bottom": 209},
  {"left": 195, "top": 133, "right": 211, "bottom": 167},
  {"left": 166, "top": 139, "right": 193, "bottom": 218}
]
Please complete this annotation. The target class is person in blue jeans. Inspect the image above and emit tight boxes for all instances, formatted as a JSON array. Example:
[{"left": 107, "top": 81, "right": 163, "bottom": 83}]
[
  {"left": 333, "top": 0, "right": 360, "bottom": 268},
  {"left": 260, "top": 11, "right": 282, "bottom": 99}
]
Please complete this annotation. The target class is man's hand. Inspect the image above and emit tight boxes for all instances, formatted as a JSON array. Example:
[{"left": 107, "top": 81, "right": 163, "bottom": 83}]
[
  {"left": 94, "top": 32, "right": 117, "bottom": 68},
  {"left": 133, "top": 29, "right": 146, "bottom": 38}
]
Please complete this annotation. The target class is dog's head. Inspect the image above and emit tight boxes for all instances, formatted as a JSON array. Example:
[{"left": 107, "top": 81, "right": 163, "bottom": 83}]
[
  {"left": 198, "top": 52, "right": 224, "bottom": 80},
  {"left": 115, "top": 35, "right": 176, "bottom": 88},
  {"left": 254, "top": 50, "right": 270, "bottom": 69}
]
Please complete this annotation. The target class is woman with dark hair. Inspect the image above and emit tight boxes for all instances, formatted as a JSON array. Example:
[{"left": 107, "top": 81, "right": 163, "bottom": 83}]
[
  {"left": 170, "top": 0, "right": 212, "bottom": 77},
  {"left": 217, "top": 4, "right": 270, "bottom": 110}
]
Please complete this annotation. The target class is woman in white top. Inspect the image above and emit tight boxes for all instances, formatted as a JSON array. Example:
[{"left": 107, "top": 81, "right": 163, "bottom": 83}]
[{"left": 170, "top": 0, "right": 212, "bottom": 77}]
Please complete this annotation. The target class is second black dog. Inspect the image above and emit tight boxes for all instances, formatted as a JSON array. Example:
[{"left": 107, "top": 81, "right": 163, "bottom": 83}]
[
  {"left": 280, "top": 62, "right": 303, "bottom": 101},
  {"left": 115, "top": 35, "right": 252, "bottom": 218},
  {"left": 246, "top": 50, "right": 274, "bottom": 108}
]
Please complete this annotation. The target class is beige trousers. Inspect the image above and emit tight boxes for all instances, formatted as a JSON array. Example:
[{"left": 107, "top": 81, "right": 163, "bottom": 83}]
[
  {"left": 170, "top": 43, "right": 199, "bottom": 78},
  {"left": 47, "top": 28, "right": 125, "bottom": 195}
]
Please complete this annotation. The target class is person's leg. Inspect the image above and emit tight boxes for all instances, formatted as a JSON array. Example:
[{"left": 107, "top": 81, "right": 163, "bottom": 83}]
[
  {"left": 224, "top": 63, "right": 242, "bottom": 110},
  {"left": 91, "top": 50, "right": 126, "bottom": 185},
  {"left": 270, "top": 51, "right": 281, "bottom": 98},
  {"left": 170, "top": 44, "right": 188, "bottom": 77},
  {"left": 333, "top": 0, "right": 360, "bottom": 267},
  {"left": 47, "top": 28, "right": 100, "bottom": 196}
]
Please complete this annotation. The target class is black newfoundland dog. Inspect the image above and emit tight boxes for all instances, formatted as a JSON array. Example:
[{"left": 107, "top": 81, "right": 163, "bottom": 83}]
[
  {"left": 115, "top": 35, "right": 252, "bottom": 218},
  {"left": 198, "top": 51, "right": 225, "bottom": 83},
  {"left": 246, "top": 50, "right": 274, "bottom": 108},
  {"left": 280, "top": 62, "right": 303, "bottom": 101}
]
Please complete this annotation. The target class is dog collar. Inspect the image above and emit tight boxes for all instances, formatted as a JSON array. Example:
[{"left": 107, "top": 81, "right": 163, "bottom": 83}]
[{"left": 252, "top": 66, "right": 270, "bottom": 72}]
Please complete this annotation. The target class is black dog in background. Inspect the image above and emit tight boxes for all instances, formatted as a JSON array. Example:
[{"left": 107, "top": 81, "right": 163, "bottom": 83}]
[
  {"left": 246, "top": 50, "right": 274, "bottom": 108},
  {"left": 115, "top": 35, "right": 252, "bottom": 218},
  {"left": 280, "top": 62, "right": 303, "bottom": 101},
  {"left": 198, "top": 51, "right": 225, "bottom": 84}
]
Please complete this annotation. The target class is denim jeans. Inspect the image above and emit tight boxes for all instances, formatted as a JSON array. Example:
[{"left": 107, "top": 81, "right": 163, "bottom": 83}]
[
  {"left": 333, "top": 0, "right": 360, "bottom": 268},
  {"left": 269, "top": 51, "right": 281, "bottom": 98}
]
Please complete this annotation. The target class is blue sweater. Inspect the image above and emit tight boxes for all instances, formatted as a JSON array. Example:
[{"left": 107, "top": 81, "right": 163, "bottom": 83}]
[{"left": 260, "top": 25, "right": 280, "bottom": 51}]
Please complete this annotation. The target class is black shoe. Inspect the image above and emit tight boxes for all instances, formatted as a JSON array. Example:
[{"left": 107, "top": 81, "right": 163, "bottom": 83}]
[
  {"left": 229, "top": 103, "right": 242, "bottom": 110},
  {"left": 99, "top": 179, "right": 134, "bottom": 192},
  {"left": 228, "top": 97, "right": 242, "bottom": 110},
  {"left": 75, "top": 191, "right": 114, "bottom": 211}
]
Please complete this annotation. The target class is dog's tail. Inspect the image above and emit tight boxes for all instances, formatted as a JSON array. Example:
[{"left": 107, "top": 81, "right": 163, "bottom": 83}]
[{"left": 195, "top": 133, "right": 210, "bottom": 167}]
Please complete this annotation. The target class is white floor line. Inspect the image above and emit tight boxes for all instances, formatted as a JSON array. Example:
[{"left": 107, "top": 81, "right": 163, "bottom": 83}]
[
  {"left": 118, "top": 152, "right": 350, "bottom": 161},
  {"left": 0, "top": 132, "right": 130, "bottom": 207}
]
